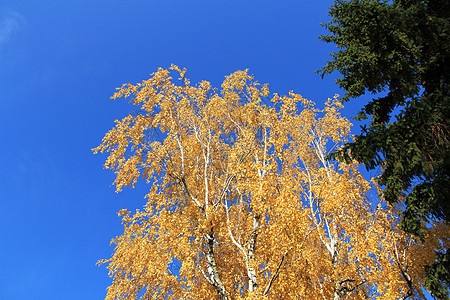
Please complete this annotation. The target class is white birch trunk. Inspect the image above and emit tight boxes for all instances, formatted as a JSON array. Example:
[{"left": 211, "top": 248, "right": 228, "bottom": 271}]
[
  {"left": 247, "top": 214, "right": 260, "bottom": 293},
  {"left": 206, "top": 232, "right": 228, "bottom": 300}
]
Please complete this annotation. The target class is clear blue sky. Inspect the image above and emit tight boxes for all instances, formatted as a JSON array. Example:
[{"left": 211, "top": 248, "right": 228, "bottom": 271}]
[{"left": 0, "top": 1, "right": 386, "bottom": 299}]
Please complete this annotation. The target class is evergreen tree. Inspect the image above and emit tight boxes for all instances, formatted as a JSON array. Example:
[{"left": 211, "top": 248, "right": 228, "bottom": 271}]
[{"left": 318, "top": 0, "right": 450, "bottom": 298}]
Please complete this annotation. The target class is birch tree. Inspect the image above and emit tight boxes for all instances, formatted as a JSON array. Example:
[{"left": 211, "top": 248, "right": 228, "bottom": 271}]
[{"left": 94, "top": 65, "right": 449, "bottom": 299}]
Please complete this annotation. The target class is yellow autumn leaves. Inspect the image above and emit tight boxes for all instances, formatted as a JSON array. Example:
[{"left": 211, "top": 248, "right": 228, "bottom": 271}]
[{"left": 94, "top": 65, "right": 448, "bottom": 300}]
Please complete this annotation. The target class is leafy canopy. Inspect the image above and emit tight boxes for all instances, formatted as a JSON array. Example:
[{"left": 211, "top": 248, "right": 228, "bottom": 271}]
[
  {"left": 318, "top": 0, "right": 450, "bottom": 298},
  {"left": 94, "top": 66, "right": 448, "bottom": 299}
]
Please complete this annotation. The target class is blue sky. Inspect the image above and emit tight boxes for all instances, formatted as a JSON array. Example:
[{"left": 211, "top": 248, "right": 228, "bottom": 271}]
[{"left": 0, "top": 1, "right": 383, "bottom": 299}]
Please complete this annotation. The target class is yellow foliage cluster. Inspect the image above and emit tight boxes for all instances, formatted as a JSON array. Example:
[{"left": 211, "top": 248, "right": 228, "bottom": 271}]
[{"left": 94, "top": 65, "right": 448, "bottom": 300}]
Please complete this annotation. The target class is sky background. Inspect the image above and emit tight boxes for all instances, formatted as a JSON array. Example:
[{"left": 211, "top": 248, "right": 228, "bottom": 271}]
[{"left": 0, "top": 1, "right": 404, "bottom": 299}]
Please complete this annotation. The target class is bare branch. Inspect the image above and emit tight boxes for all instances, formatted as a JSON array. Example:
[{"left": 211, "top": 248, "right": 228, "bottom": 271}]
[{"left": 262, "top": 253, "right": 286, "bottom": 296}]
